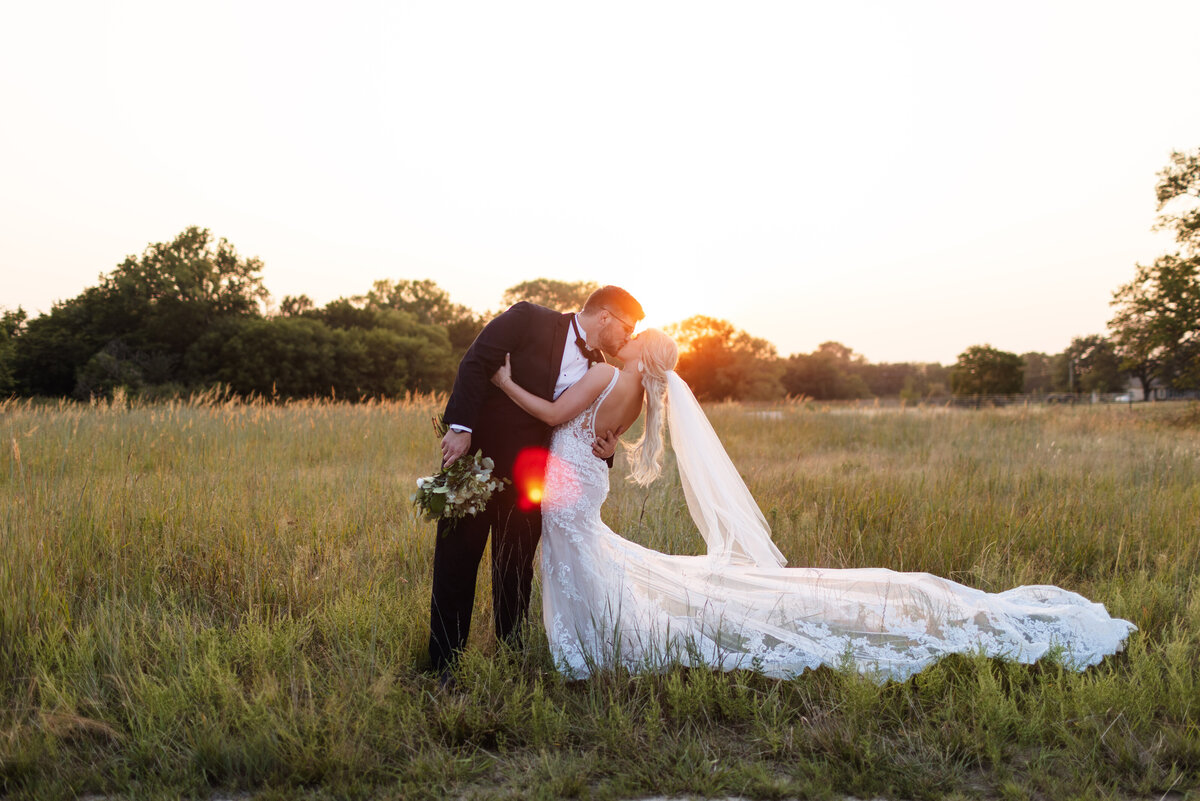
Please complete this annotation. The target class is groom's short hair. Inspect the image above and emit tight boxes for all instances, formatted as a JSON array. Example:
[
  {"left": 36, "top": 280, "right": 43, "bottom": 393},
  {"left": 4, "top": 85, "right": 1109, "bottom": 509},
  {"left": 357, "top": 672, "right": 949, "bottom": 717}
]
[{"left": 583, "top": 285, "right": 644, "bottom": 322}]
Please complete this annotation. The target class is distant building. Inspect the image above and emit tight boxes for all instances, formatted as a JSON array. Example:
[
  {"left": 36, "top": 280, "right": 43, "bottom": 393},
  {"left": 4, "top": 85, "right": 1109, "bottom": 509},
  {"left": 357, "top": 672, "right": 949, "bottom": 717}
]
[{"left": 1124, "top": 376, "right": 1200, "bottom": 401}]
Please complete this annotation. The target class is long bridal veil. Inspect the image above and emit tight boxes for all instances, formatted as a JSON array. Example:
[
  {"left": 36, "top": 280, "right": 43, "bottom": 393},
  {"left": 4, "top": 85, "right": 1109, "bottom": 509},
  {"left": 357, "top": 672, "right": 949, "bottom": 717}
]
[
  {"left": 539, "top": 368, "right": 1134, "bottom": 681},
  {"left": 666, "top": 371, "right": 786, "bottom": 569},
  {"left": 590, "top": 372, "right": 1136, "bottom": 679}
]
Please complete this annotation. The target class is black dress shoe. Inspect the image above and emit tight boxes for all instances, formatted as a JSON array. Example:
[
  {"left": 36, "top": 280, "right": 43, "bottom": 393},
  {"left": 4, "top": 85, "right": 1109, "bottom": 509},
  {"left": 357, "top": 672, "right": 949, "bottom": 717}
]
[{"left": 436, "top": 669, "right": 458, "bottom": 693}]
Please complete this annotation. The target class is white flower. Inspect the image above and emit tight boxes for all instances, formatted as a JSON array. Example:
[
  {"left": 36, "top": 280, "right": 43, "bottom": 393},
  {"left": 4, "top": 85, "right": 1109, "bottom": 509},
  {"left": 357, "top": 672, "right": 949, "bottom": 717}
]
[{"left": 413, "top": 452, "right": 510, "bottom": 522}]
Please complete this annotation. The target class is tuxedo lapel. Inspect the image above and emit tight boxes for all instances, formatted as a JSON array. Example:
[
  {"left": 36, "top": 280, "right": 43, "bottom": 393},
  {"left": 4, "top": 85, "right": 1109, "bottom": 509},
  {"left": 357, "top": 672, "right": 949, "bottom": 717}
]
[{"left": 547, "top": 312, "right": 573, "bottom": 398}]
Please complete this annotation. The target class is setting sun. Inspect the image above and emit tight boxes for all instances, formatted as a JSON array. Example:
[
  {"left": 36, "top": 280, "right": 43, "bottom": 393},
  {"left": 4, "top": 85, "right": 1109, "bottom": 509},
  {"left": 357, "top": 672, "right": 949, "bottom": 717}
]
[{"left": 629, "top": 282, "right": 712, "bottom": 334}]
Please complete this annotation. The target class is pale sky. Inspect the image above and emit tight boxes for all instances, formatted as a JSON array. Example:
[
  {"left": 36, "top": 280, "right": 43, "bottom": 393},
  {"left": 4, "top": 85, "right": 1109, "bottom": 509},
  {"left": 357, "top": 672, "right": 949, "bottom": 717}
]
[{"left": 2, "top": 1, "right": 1197, "bottom": 363}]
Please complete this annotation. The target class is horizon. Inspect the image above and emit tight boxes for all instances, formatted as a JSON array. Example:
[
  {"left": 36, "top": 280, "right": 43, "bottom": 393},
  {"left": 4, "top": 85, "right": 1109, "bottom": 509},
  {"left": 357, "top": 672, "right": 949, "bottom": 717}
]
[
  {"left": 5, "top": 253, "right": 1126, "bottom": 366},
  {"left": 3, "top": 1, "right": 1198, "bottom": 364}
]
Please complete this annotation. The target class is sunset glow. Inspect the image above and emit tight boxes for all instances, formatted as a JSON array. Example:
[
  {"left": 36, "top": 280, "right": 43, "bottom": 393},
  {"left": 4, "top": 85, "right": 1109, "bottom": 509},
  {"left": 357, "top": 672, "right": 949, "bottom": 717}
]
[{"left": 2, "top": 2, "right": 1199, "bottom": 362}]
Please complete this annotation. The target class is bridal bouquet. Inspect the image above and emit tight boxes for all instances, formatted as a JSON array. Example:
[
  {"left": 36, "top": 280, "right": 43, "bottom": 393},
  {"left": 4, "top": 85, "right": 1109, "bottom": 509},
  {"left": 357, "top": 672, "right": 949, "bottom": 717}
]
[{"left": 412, "top": 416, "right": 509, "bottom": 522}]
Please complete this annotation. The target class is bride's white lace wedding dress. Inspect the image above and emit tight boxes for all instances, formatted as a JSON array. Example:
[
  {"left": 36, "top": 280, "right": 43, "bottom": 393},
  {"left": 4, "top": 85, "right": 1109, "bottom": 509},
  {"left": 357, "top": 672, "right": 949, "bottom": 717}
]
[{"left": 539, "top": 370, "right": 1135, "bottom": 681}]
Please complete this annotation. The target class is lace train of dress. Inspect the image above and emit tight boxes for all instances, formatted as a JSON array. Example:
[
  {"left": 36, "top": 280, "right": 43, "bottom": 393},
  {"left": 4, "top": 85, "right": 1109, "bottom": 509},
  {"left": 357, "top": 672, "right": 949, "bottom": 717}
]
[{"left": 540, "top": 370, "right": 1136, "bottom": 681}]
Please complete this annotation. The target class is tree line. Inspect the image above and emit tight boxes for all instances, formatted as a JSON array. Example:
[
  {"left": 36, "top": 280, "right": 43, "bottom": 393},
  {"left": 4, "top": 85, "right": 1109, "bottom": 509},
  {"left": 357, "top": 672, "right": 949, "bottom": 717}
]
[
  {"left": 2, "top": 149, "right": 1196, "bottom": 403},
  {"left": 0, "top": 240, "right": 1127, "bottom": 405}
]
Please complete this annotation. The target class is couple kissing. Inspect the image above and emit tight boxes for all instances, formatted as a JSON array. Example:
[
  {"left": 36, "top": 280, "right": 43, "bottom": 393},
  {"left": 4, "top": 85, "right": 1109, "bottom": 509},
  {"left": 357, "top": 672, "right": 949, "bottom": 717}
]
[{"left": 427, "top": 286, "right": 1134, "bottom": 686}]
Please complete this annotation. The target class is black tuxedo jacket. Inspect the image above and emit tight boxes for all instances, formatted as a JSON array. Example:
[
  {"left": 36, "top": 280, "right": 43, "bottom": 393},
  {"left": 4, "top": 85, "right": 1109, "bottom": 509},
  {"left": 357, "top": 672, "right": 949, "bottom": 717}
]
[{"left": 443, "top": 302, "right": 577, "bottom": 479}]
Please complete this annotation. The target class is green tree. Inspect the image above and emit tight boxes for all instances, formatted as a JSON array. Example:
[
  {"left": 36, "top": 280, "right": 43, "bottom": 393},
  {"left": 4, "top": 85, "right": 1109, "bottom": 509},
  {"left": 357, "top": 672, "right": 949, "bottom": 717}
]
[
  {"left": 781, "top": 342, "right": 872, "bottom": 400},
  {"left": 1156, "top": 148, "right": 1200, "bottom": 250},
  {"left": 1110, "top": 254, "right": 1200, "bottom": 392},
  {"left": 12, "top": 227, "right": 268, "bottom": 396},
  {"left": 102, "top": 226, "right": 269, "bottom": 356},
  {"left": 12, "top": 289, "right": 111, "bottom": 396},
  {"left": 1109, "top": 148, "right": 1200, "bottom": 391},
  {"left": 501, "top": 278, "right": 600, "bottom": 311},
  {"left": 951, "top": 345, "right": 1024, "bottom": 395},
  {"left": 0, "top": 307, "right": 27, "bottom": 395},
  {"left": 186, "top": 317, "right": 340, "bottom": 398},
  {"left": 1057, "top": 335, "right": 1125, "bottom": 393},
  {"left": 665, "top": 316, "right": 784, "bottom": 401},
  {"left": 74, "top": 340, "right": 152, "bottom": 399},
  {"left": 359, "top": 278, "right": 483, "bottom": 355},
  {"left": 1021, "top": 351, "right": 1056, "bottom": 395},
  {"left": 1108, "top": 297, "right": 1159, "bottom": 399},
  {"left": 310, "top": 300, "right": 457, "bottom": 394},
  {"left": 898, "top": 365, "right": 951, "bottom": 403},
  {"left": 197, "top": 299, "right": 458, "bottom": 397},
  {"left": 858, "top": 362, "right": 916, "bottom": 398},
  {"left": 279, "top": 294, "right": 316, "bottom": 316}
]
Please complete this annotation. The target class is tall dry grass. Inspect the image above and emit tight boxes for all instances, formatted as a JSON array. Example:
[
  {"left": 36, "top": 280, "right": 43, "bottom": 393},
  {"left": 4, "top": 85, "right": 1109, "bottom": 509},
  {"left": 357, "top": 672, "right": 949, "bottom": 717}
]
[{"left": 1, "top": 395, "right": 1197, "bottom": 799}]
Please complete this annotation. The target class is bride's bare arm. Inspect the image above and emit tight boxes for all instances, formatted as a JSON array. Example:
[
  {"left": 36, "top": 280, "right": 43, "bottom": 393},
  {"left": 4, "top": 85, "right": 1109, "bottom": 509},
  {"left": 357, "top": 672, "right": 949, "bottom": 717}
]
[{"left": 492, "top": 355, "right": 617, "bottom": 426}]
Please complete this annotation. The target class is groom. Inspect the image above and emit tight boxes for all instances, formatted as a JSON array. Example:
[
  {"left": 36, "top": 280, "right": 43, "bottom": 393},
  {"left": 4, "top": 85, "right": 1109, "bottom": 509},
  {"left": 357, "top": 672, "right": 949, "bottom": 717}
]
[{"left": 428, "top": 285, "right": 645, "bottom": 675}]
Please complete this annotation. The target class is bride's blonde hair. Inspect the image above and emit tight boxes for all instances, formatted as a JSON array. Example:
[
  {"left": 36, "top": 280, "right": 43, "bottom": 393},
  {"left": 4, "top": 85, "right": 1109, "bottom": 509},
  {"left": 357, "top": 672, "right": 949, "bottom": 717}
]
[{"left": 626, "top": 329, "right": 679, "bottom": 486}]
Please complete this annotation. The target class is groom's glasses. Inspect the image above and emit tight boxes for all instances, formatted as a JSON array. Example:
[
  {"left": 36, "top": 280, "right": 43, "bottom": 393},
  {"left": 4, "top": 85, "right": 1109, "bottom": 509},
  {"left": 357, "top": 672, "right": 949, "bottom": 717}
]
[{"left": 604, "top": 307, "right": 635, "bottom": 336}]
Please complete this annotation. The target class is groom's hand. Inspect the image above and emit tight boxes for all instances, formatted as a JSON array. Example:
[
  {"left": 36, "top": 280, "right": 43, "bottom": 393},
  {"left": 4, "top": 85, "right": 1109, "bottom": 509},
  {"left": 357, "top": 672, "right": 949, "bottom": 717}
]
[
  {"left": 441, "top": 430, "right": 471, "bottom": 467},
  {"left": 592, "top": 428, "right": 619, "bottom": 460}
]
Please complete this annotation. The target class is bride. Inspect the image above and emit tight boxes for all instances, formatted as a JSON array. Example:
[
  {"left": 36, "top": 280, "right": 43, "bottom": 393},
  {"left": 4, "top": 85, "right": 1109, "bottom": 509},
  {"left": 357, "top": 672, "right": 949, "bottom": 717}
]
[{"left": 491, "top": 330, "right": 1135, "bottom": 681}]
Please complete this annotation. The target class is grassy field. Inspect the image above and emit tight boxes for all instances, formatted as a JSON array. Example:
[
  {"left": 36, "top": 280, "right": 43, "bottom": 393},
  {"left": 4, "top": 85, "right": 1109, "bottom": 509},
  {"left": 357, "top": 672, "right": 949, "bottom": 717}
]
[{"left": 1, "top": 393, "right": 1198, "bottom": 800}]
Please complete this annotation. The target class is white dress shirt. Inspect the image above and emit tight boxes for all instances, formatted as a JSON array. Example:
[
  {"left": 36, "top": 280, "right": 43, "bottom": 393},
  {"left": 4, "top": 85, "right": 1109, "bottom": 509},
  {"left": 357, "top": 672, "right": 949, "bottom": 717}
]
[{"left": 555, "top": 314, "right": 591, "bottom": 399}]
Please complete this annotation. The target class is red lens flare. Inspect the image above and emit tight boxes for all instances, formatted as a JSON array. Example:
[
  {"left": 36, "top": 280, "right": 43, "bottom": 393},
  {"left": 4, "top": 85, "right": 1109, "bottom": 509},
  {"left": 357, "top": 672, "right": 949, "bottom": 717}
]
[{"left": 512, "top": 447, "right": 550, "bottom": 511}]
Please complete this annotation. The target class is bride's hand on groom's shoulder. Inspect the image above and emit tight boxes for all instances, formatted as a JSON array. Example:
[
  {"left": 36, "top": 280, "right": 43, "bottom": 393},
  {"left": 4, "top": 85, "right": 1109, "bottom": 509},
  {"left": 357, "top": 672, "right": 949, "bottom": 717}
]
[{"left": 491, "top": 354, "right": 513, "bottom": 388}]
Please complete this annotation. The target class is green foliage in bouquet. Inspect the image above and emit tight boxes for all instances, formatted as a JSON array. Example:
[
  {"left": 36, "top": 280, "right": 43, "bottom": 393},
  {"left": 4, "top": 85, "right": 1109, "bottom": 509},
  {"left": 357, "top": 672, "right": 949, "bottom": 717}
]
[{"left": 412, "top": 447, "right": 510, "bottom": 522}]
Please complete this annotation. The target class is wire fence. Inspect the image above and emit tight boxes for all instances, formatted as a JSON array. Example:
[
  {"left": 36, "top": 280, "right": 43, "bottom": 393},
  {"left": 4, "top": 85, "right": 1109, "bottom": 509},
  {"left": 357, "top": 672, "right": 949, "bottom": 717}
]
[
  {"left": 783, "top": 390, "right": 1200, "bottom": 410},
  {"left": 944, "top": 392, "right": 1137, "bottom": 409}
]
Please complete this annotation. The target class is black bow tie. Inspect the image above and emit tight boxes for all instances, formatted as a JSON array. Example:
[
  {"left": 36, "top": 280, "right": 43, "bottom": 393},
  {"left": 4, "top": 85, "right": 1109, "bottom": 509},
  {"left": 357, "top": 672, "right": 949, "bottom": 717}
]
[
  {"left": 576, "top": 336, "right": 602, "bottom": 365},
  {"left": 572, "top": 317, "right": 603, "bottom": 364}
]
